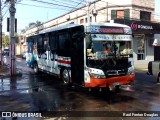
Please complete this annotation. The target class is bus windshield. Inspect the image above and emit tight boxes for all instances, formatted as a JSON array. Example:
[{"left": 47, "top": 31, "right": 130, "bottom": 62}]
[{"left": 87, "top": 35, "right": 133, "bottom": 59}]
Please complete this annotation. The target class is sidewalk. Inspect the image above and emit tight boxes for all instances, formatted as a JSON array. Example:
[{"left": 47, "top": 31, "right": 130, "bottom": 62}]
[
  {"left": 0, "top": 64, "right": 10, "bottom": 77},
  {"left": 134, "top": 65, "right": 148, "bottom": 72},
  {"left": 134, "top": 61, "right": 148, "bottom": 72},
  {"left": 134, "top": 66, "right": 148, "bottom": 72},
  {"left": 0, "top": 64, "right": 21, "bottom": 78}
]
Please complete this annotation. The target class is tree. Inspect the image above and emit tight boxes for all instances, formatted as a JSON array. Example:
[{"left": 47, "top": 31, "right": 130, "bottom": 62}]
[
  {"left": 21, "top": 21, "right": 42, "bottom": 34},
  {"left": 29, "top": 22, "right": 36, "bottom": 28},
  {"left": 35, "top": 21, "right": 42, "bottom": 27},
  {"left": 2, "top": 35, "right": 10, "bottom": 48},
  {"left": 28, "top": 21, "right": 42, "bottom": 28}
]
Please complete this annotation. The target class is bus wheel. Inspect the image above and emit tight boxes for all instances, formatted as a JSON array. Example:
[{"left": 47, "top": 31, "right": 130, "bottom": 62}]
[
  {"left": 34, "top": 62, "right": 39, "bottom": 74},
  {"left": 61, "top": 69, "right": 71, "bottom": 85}
]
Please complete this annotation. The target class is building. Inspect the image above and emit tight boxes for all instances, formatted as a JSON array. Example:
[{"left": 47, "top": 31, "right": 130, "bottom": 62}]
[{"left": 25, "top": 0, "right": 160, "bottom": 69}]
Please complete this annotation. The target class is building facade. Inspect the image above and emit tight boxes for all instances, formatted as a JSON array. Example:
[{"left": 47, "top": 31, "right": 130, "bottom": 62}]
[{"left": 25, "top": 0, "right": 160, "bottom": 68}]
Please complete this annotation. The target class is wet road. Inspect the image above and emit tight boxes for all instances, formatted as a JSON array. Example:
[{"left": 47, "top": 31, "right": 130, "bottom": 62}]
[{"left": 0, "top": 57, "right": 160, "bottom": 120}]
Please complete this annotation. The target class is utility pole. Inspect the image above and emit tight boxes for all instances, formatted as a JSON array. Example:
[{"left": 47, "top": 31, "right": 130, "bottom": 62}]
[
  {"left": 9, "top": 0, "right": 16, "bottom": 76},
  {"left": 106, "top": 2, "right": 108, "bottom": 22},
  {"left": 0, "top": 0, "right": 2, "bottom": 65},
  {"left": 86, "top": 0, "right": 90, "bottom": 24}
]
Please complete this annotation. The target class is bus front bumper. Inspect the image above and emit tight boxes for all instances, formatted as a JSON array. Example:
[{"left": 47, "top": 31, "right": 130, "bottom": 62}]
[{"left": 84, "top": 74, "right": 135, "bottom": 88}]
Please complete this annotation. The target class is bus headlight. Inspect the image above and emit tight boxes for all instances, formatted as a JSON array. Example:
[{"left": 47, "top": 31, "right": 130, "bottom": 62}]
[
  {"left": 90, "top": 73, "right": 106, "bottom": 78},
  {"left": 84, "top": 71, "right": 91, "bottom": 83}
]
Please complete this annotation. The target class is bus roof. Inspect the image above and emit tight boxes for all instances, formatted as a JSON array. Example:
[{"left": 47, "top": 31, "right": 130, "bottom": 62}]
[
  {"left": 38, "top": 22, "right": 130, "bottom": 35},
  {"left": 39, "top": 24, "right": 82, "bottom": 34}
]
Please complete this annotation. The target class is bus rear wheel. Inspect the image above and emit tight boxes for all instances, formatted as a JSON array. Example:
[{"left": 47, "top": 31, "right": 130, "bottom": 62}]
[
  {"left": 34, "top": 62, "right": 39, "bottom": 74},
  {"left": 61, "top": 69, "right": 71, "bottom": 86}
]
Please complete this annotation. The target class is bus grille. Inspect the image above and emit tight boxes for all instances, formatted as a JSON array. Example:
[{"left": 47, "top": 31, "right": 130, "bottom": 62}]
[{"left": 105, "top": 69, "right": 127, "bottom": 77}]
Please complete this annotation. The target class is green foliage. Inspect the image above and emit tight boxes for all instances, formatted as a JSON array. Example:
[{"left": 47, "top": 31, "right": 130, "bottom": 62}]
[
  {"left": 15, "top": 33, "right": 19, "bottom": 37},
  {"left": 28, "top": 21, "right": 42, "bottom": 28},
  {"left": 2, "top": 35, "right": 10, "bottom": 48}
]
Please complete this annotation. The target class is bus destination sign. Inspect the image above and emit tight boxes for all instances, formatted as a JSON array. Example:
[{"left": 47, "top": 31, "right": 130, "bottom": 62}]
[{"left": 89, "top": 26, "right": 124, "bottom": 34}]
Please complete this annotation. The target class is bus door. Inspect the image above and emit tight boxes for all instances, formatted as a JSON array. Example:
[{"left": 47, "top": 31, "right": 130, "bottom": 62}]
[
  {"left": 71, "top": 27, "right": 84, "bottom": 85},
  {"left": 37, "top": 34, "right": 48, "bottom": 71},
  {"left": 49, "top": 32, "right": 58, "bottom": 74},
  {"left": 43, "top": 36, "right": 50, "bottom": 71}
]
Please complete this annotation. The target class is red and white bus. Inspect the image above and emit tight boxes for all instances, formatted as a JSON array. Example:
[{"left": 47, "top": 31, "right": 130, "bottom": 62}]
[{"left": 26, "top": 22, "right": 135, "bottom": 91}]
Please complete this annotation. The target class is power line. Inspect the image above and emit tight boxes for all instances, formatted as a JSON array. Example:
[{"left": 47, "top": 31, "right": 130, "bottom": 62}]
[
  {"left": 26, "top": 0, "right": 80, "bottom": 9},
  {"left": 59, "top": 0, "right": 86, "bottom": 4},
  {"left": 2, "top": 2, "right": 8, "bottom": 10},
  {"left": 18, "top": 0, "right": 88, "bottom": 13},
  {"left": 48, "top": 0, "right": 85, "bottom": 6},
  {"left": 2, "top": 7, "right": 9, "bottom": 20},
  {"left": 17, "top": 2, "right": 71, "bottom": 11},
  {"left": 2, "top": 9, "right": 9, "bottom": 21},
  {"left": 70, "top": 1, "right": 84, "bottom": 12}
]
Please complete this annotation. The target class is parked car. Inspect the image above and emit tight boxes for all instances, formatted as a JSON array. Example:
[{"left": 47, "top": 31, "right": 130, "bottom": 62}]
[
  {"left": 3, "top": 48, "right": 9, "bottom": 56},
  {"left": 147, "top": 61, "right": 160, "bottom": 83}
]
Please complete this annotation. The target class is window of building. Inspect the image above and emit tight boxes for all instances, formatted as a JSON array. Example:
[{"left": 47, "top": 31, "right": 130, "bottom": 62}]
[
  {"left": 117, "top": 10, "right": 124, "bottom": 18},
  {"left": 140, "top": 11, "right": 151, "bottom": 21},
  {"left": 111, "top": 9, "right": 130, "bottom": 19},
  {"left": 85, "top": 18, "right": 87, "bottom": 23},
  {"left": 80, "top": 19, "right": 84, "bottom": 24},
  {"left": 85, "top": 17, "right": 92, "bottom": 23},
  {"left": 90, "top": 16, "right": 92, "bottom": 22}
]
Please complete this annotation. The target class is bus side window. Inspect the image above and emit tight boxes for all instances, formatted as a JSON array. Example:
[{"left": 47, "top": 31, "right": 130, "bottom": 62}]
[
  {"left": 43, "top": 37, "right": 49, "bottom": 51},
  {"left": 37, "top": 37, "right": 43, "bottom": 54},
  {"left": 49, "top": 33, "right": 57, "bottom": 53},
  {"left": 58, "top": 32, "right": 71, "bottom": 56},
  {"left": 59, "top": 33, "right": 69, "bottom": 50}
]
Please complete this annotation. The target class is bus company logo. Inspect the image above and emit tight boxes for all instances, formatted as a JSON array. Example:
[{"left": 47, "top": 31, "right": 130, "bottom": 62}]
[
  {"left": 131, "top": 22, "right": 138, "bottom": 30},
  {"left": 138, "top": 24, "right": 153, "bottom": 30},
  {"left": 131, "top": 22, "right": 153, "bottom": 30}
]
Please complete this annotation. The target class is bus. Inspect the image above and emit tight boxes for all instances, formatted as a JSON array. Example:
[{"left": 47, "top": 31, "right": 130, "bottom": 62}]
[{"left": 25, "top": 23, "right": 135, "bottom": 91}]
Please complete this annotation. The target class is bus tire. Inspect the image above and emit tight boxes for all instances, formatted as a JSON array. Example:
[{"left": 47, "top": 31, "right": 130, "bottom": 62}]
[
  {"left": 61, "top": 69, "right": 71, "bottom": 86},
  {"left": 34, "top": 62, "right": 39, "bottom": 74}
]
